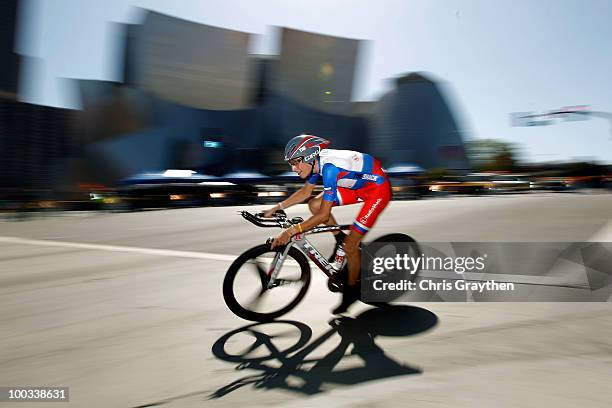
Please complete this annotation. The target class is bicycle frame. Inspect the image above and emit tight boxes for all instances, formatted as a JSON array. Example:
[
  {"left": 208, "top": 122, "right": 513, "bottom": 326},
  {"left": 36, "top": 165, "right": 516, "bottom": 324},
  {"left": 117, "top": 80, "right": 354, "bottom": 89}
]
[
  {"left": 267, "top": 225, "right": 350, "bottom": 288},
  {"left": 239, "top": 210, "right": 349, "bottom": 288}
]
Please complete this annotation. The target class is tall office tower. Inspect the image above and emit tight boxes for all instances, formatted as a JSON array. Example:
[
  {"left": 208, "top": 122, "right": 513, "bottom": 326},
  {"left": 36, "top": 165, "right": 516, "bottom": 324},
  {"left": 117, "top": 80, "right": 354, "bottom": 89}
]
[{"left": 371, "top": 72, "right": 470, "bottom": 170}]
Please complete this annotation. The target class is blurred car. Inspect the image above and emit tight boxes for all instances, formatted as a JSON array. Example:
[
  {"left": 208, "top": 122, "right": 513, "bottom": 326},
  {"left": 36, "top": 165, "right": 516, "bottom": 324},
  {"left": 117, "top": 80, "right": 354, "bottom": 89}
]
[
  {"left": 567, "top": 175, "right": 602, "bottom": 189},
  {"left": 254, "top": 185, "right": 288, "bottom": 203},
  {"left": 428, "top": 173, "right": 493, "bottom": 195},
  {"left": 384, "top": 164, "right": 428, "bottom": 200},
  {"left": 271, "top": 171, "right": 305, "bottom": 196},
  {"left": 529, "top": 177, "right": 575, "bottom": 191},
  {"left": 604, "top": 175, "right": 612, "bottom": 190},
  {"left": 488, "top": 174, "right": 531, "bottom": 193},
  {"left": 1, "top": 186, "right": 108, "bottom": 213},
  {"left": 119, "top": 170, "right": 237, "bottom": 208},
  {"left": 221, "top": 171, "right": 288, "bottom": 204}
]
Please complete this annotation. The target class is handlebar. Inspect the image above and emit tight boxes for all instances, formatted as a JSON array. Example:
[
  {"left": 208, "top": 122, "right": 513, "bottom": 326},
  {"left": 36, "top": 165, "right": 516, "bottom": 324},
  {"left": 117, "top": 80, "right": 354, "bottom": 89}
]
[
  {"left": 239, "top": 210, "right": 351, "bottom": 233},
  {"left": 239, "top": 210, "right": 303, "bottom": 228}
]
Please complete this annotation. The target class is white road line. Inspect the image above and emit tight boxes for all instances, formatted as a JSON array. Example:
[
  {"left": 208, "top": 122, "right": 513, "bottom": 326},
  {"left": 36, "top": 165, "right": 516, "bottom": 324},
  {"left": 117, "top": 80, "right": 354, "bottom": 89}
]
[
  {"left": 0, "top": 236, "right": 303, "bottom": 267},
  {"left": 0, "top": 235, "right": 602, "bottom": 288},
  {"left": 0, "top": 236, "right": 237, "bottom": 262}
]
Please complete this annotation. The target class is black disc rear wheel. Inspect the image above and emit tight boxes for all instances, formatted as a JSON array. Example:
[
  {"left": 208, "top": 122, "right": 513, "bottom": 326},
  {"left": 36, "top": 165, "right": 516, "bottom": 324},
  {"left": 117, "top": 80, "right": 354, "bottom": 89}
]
[{"left": 362, "top": 233, "right": 420, "bottom": 306}]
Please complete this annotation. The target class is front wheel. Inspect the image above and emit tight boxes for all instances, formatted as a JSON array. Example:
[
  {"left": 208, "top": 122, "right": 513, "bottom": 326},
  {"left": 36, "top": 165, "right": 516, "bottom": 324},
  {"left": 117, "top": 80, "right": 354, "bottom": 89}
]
[{"left": 223, "top": 244, "right": 311, "bottom": 322}]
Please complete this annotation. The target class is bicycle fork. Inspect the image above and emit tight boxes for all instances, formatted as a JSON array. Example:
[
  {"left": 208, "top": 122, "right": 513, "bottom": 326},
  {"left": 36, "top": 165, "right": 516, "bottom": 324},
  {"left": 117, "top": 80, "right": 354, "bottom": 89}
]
[{"left": 266, "top": 241, "right": 293, "bottom": 289}]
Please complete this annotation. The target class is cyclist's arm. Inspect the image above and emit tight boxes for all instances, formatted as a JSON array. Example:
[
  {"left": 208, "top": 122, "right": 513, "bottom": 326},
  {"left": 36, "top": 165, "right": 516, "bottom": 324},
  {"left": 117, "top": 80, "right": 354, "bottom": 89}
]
[
  {"left": 270, "top": 180, "right": 328, "bottom": 248},
  {"left": 266, "top": 182, "right": 315, "bottom": 214},
  {"left": 290, "top": 163, "right": 337, "bottom": 231}
]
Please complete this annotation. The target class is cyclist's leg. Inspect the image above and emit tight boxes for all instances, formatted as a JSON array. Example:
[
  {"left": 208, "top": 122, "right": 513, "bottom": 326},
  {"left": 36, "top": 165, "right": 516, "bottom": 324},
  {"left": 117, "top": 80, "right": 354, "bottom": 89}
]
[
  {"left": 333, "top": 182, "right": 392, "bottom": 314},
  {"left": 309, "top": 189, "right": 358, "bottom": 233},
  {"left": 344, "top": 230, "right": 365, "bottom": 286},
  {"left": 346, "top": 196, "right": 389, "bottom": 286},
  {"left": 307, "top": 192, "right": 340, "bottom": 232}
]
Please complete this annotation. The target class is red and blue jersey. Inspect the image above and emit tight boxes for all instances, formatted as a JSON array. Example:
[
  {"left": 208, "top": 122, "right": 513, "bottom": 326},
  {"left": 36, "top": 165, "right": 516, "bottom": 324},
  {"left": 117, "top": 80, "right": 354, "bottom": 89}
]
[
  {"left": 307, "top": 149, "right": 392, "bottom": 235},
  {"left": 307, "top": 149, "right": 385, "bottom": 203}
]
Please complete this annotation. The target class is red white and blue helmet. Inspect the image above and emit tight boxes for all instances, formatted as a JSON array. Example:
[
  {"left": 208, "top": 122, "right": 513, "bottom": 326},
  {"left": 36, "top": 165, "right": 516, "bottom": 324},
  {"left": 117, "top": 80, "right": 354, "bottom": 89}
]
[{"left": 284, "top": 134, "right": 330, "bottom": 164}]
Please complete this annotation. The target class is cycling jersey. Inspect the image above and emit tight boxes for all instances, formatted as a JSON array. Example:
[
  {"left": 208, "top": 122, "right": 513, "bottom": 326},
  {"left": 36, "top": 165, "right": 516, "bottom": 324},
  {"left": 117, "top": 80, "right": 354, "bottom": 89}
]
[{"left": 307, "top": 149, "right": 392, "bottom": 235}]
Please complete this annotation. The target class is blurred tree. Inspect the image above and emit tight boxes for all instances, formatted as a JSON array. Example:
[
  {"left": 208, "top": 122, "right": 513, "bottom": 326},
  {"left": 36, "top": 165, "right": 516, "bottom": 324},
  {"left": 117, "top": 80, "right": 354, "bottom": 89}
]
[{"left": 465, "top": 139, "right": 519, "bottom": 172}]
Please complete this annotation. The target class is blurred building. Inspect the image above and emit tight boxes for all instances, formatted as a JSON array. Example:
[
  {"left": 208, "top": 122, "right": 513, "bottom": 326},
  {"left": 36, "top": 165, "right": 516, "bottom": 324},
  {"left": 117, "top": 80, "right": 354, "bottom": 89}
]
[
  {"left": 85, "top": 97, "right": 263, "bottom": 181},
  {"left": 0, "top": 0, "right": 77, "bottom": 197},
  {"left": 257, "top": 28, "right": 367, "bottom": 158},
  {"left": 120, "top": 23, "right": 141, "bottom": 87},
  {"left": 0, "top": 98, "right": 76, "bottom": 194},
  {"left": 0, "top": 0, "right": 20, "bottom": 96},
  {"left": 371, "top": 72, "right": 470, "bottom": 171},
  {"left": 77, "top": 15, "right": 370, "bottom": 181},
  {"left": 76, "top": 79, "right": 154, "bottom": 143},
  {"left": 273, "top": 27, "right": 359, "bottom": 116},
  {"left": 72, "top": 12, "right": 468, "bottom": 184},
  {"left": 1, "top": 2, "right": 474, "bottom": 201},
  {"left": 129, "top": 11, "right": 252, "bottom": 110}
]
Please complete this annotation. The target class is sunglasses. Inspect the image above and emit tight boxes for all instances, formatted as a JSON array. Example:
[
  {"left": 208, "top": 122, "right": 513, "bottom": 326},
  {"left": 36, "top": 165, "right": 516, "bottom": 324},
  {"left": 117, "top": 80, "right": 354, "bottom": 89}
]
[{"left": 287, "top": 157, "right": 304, "bottom": 166}]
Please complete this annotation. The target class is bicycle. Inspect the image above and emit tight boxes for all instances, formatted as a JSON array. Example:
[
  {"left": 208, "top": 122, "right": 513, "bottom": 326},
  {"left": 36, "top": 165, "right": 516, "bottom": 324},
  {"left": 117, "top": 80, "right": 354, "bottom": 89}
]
[{"left": 223, "top": 210, "right": 420, "bottom": 322}]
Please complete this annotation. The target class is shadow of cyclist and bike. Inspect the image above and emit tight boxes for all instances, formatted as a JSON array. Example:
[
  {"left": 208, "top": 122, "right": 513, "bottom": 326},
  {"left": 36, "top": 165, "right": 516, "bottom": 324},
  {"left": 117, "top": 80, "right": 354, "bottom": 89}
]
[{"left": 210, "top": 305, "right": 437, "bottom": 398}]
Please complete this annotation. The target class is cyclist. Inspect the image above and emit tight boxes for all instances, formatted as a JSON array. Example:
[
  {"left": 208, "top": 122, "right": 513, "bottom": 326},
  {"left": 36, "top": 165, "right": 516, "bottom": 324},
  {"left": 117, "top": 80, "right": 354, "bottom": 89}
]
[{"left": 266, "top": 134, "right": 392, "bottom": 314}]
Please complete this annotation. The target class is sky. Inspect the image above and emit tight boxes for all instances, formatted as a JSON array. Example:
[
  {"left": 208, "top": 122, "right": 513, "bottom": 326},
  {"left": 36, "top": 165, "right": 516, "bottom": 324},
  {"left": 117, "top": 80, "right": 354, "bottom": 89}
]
[{"left": 15, "top": 0, "right": 612, "bottom": 164}]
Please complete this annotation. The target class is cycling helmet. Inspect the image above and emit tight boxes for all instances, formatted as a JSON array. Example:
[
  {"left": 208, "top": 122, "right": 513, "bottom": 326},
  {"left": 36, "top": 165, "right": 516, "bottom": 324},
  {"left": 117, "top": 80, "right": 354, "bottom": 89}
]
[{"left": 284, "top": 134, "right": 330, "bottom": 164}]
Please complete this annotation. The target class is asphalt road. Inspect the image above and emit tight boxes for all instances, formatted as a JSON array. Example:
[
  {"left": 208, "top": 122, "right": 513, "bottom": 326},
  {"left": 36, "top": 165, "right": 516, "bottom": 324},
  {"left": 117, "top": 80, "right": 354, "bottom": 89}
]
[{"left": 1, "top": 192, "right": 612, "bottom": 407}]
